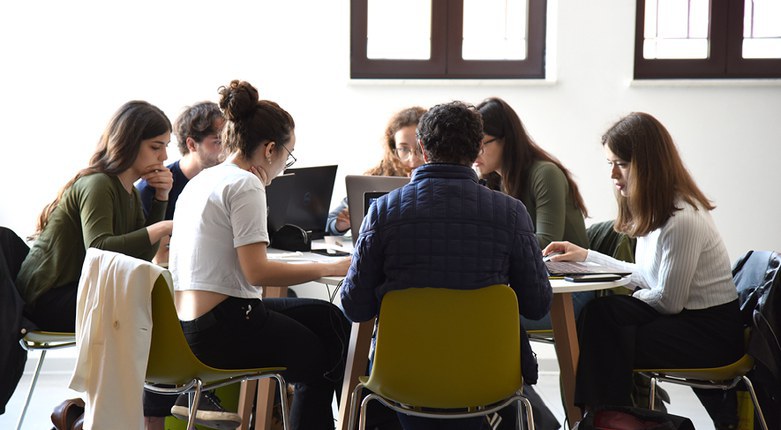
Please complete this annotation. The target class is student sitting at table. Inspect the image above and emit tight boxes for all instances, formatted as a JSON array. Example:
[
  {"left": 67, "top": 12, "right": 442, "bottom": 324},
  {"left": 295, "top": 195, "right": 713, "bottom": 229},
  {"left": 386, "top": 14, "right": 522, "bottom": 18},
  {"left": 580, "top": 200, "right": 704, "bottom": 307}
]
[
  {"left": 341, "top": 101, "right": 552, "bottom": 430},
  {"left": 169, "top": 80, "right": 350, "bottom": 430},
  {"left": 16, "top": 100, "right": 174, "bottom": 333},
  {"left": 543, "top": 112, "right": 743, "bottom": 420},
  {"left": 135, "top": 101, "right": 236, "bottom": 430},
  {"left": 475, "top": 97, "right": 591, "bottom": 336},
  {"left": 325, "top": 106, "right": 426, "bottom": 236}
]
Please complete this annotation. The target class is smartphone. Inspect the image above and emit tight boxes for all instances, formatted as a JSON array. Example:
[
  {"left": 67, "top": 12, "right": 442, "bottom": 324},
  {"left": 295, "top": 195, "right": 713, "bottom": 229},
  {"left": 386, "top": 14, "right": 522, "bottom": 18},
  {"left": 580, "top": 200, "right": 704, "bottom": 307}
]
[
  {"left": 564, "top": 274, "right": 623, "bottom": 282},
  {"left": 310, "top": 249, "right": 351, "bottom": 257}
]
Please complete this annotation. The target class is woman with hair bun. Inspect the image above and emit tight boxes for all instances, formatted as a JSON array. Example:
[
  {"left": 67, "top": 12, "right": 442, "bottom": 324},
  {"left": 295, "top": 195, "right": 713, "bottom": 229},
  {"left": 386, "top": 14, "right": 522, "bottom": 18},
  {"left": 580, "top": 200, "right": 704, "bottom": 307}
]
[
  {"left": 169, "top": 80, "right": 350, "bottom": 429},
  {"left": 16, "top": 100, "right": 174, "bottom": 332}
]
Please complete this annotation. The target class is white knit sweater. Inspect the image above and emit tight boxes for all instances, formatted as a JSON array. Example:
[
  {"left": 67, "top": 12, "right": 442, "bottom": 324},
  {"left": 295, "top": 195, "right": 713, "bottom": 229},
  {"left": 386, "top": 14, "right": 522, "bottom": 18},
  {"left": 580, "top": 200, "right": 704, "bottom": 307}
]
[{"left": 587, "top": 201, "right": 737, "bottom": 314}]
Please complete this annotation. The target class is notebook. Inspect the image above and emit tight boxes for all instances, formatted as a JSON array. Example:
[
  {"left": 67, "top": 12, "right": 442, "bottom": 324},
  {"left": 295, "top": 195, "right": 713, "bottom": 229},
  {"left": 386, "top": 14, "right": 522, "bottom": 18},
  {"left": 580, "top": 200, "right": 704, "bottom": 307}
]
[
  {"left": 265, "top": 165, "right": 338, "bottom": 240},
  {"left": 545, "top": 260, "right": 632, "bottom": 277},
  {"left": 345, "top": 175, "right": 410, "bottom": 244}
]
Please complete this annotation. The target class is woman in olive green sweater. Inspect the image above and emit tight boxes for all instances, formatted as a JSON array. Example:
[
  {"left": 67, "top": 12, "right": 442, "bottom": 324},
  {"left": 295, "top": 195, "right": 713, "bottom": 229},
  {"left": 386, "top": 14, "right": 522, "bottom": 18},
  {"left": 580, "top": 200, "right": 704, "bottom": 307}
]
[
  {"left": 475, "top": 97, "right": 590, "bottom": 331},
  {"left": 16, "top": 101, "right": 175, "bottom": 332}
]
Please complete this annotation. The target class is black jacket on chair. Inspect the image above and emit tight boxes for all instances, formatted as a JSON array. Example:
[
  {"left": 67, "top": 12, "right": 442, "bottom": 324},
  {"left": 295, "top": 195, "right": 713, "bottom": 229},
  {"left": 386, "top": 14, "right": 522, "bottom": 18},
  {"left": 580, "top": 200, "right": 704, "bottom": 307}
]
[
  {"left": 0, "top": 226, "right": 30, "bottom": 414},
  {"left": 733, "top": 250, "right": 781, "bottom": 430}
]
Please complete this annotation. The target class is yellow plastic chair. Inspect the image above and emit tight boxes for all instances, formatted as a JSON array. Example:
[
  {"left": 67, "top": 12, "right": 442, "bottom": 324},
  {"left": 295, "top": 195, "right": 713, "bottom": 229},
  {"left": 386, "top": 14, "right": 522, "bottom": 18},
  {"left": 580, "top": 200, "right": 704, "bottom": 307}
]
[
  {"left": 15, "top": 330, "right": 76, "bottom": 430},
  {"left": 634, "top": 329, "right": 769, "bottom": 430},
  {"left": 348, "top": 284, "right": 535, "bottom": 430},
  {"left": 144, "top": 275, "right": 289, "bottom": 430}
]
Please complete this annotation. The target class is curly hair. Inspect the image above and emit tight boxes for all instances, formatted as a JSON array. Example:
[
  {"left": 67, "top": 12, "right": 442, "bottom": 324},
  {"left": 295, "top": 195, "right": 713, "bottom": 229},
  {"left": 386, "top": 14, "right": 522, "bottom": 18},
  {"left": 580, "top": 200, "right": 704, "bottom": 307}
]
[
  {"left": 218, "top": 80, "right": 294, "bottom": 159},
  {"left": 416, "top": 101, "right": 482, "bottom": 165},
  {"left": 174, "top": 101, "right": 224, "bottom": 155},
  {"left": 365, "top": 106, "right": 427, "bottom": 176}
]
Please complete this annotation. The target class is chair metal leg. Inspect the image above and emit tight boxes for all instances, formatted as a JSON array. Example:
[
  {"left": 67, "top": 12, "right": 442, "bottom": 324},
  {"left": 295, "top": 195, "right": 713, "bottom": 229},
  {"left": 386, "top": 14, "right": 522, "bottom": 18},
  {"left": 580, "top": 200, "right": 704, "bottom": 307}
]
[
  {"left": 15, "top": 349, "right": 47, "bottom": 430},
  {"left": 519, "top": 397, "right": 535, "bottom": 430},
  {"left": 648, "top": 377, "right": 657, "bottom": 410},
  {"left": 742, "top": 376, "right": 769, "bottom": 430},
  {"left": 348, "top": 382, "right": 366, "bottom": 430},
  {"left": 272, "top": 374, "right": 290, "bottom": 430}
]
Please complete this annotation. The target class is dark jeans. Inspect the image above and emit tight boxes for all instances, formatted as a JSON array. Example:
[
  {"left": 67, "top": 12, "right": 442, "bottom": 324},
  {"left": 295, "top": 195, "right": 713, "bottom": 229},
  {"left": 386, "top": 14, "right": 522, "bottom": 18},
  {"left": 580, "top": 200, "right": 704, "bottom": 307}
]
[
  {"left": 574, "top": 295, "right": 743, "bottom": 410},
  {"left": 181, "top": 296, "right": 350, "bottom": 430},
  {"left": 24, "top": 281, "right": 78, "bottom": 332}
]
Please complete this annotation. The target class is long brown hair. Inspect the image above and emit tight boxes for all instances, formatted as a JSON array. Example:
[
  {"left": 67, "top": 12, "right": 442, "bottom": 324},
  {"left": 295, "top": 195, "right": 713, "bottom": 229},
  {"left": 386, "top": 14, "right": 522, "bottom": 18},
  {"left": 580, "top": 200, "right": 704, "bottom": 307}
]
[
  {"left": 602, "top": 112, "right": 714, "bottom": 237},
  {"left": 365, "top": 106, "right": 426, "bottom": 176},
  {"left": 33, "top": 101, "right": 171, "bottom": 238},
  {"left": 477, "top": 97, "right": 588, "bottom": 216}
]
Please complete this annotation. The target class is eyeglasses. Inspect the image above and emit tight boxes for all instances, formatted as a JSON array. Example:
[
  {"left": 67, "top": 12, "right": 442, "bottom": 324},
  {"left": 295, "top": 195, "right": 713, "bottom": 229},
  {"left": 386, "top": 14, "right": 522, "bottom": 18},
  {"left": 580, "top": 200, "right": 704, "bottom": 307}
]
[
  {"left": 478, "top": 138, "right": 498, "bottom": 156},
  {"left": 395, "top": 146, "right": 423, "bottom": 161},
  {"left": 280, "top": 143, "right": 297, "bottom": 169}
]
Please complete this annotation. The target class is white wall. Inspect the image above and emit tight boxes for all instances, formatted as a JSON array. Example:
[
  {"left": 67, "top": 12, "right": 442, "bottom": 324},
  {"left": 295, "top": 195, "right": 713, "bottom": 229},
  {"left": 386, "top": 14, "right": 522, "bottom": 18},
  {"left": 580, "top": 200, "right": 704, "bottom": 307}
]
[{"left": 1, "top": 0, "right": 780, "bottom": 260}]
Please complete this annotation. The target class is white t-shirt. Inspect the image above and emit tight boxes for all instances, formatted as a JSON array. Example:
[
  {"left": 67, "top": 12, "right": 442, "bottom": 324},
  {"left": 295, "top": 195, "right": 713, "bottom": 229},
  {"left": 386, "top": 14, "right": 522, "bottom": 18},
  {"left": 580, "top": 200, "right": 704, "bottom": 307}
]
[{"left": 170, "top": 163, "right": 269, "bottom": 298}]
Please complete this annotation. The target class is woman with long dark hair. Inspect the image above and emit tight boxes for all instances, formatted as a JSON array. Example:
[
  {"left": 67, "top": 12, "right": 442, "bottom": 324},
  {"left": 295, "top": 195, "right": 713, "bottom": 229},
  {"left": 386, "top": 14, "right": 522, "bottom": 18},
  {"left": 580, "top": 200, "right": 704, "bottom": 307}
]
[
  {"left": 17, "top": 100, "right": 174, "bottom": 331},
  {"left": 544, "top": 112, "right": 743, "bottom": 415}
]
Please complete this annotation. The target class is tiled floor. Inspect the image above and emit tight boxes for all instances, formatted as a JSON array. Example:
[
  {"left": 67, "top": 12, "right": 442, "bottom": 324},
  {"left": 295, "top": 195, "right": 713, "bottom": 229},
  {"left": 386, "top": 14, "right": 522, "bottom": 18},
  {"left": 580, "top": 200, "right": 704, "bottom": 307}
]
[{"left": 1, "top": 342, "right": 717, "bottom": 430}]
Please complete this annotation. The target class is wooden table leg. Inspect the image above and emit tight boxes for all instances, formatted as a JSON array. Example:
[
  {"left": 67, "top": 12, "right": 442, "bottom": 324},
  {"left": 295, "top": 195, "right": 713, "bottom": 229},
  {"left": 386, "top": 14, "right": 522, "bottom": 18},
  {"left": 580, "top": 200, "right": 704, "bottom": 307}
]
[
  {"left": 238, "top": 380, "right": 257, "bottom": 430},
  {"left": 549, "top": 292, "right": 582, "bottom": 427},
  {"left": 336, "top": 319, "right": 375, "bottom": 430},
  {"left": 253, "top": 286, "right": 288, "bottom": 430}
]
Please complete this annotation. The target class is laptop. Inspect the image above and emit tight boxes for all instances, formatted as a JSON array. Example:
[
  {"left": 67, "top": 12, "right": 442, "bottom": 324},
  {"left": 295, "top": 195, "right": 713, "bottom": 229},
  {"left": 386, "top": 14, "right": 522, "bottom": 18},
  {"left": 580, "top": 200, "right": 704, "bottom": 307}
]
[
  {"left": 345, "top": 175, "right": 410, "bottom": 244},
  {"left": 265, "top": 165, "right": 338, "bottom": 240},
  {"left": 545, "top": 260, "right": 632, "bottom": 277}
]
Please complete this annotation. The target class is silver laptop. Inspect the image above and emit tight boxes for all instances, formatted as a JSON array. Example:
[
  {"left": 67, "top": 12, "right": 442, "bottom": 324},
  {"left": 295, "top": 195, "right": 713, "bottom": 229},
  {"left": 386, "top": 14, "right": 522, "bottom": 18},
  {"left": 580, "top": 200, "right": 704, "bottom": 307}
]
[{"left": 345, "top": 175, "right": 410, "bottom": 244}]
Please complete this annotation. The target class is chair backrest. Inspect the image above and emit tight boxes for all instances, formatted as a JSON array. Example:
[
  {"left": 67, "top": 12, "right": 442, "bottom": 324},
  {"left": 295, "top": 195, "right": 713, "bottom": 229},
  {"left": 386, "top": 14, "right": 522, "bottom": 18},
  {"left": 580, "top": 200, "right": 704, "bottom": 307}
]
[
  {"left": 367, "top": 284, "right": 521, "bottom": 409},
  {"left": 146, "top": 275, "right": 214, "bottom": 385}
]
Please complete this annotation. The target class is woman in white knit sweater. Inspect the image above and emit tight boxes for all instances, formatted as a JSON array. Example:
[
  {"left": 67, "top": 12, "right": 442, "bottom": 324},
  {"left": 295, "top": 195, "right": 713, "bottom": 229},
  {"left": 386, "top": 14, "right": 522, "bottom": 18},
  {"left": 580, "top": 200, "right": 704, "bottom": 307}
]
[{"left": 543, "top": 112, "right": 743, "bottom": 413}]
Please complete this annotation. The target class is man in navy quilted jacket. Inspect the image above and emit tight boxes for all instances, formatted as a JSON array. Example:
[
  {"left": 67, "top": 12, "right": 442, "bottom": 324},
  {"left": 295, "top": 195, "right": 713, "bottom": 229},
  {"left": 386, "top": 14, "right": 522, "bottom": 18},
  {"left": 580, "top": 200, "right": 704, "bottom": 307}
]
[{"left": 341, "top": 101, "right": 553, "bottom": 429}]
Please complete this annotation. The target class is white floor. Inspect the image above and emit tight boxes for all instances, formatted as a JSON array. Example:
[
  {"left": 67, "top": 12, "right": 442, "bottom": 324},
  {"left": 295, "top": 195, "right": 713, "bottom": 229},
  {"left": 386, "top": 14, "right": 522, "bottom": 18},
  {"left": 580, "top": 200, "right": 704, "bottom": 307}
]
[{"left": 1, "top": 342, "right": 717, "bottom": 430}]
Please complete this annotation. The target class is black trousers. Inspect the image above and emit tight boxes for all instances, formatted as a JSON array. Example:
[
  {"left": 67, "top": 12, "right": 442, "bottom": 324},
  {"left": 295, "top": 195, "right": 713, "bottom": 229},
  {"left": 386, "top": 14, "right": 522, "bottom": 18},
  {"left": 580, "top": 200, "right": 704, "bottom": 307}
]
[
  {"left": 180, "top": 296, "right": 350, "bottom": 430},
  {"left": 24, "top": 281, "right": 78, "bottom": 332},
  {"left": 574, "top": 295, "right": 743, "bottom": 410}
]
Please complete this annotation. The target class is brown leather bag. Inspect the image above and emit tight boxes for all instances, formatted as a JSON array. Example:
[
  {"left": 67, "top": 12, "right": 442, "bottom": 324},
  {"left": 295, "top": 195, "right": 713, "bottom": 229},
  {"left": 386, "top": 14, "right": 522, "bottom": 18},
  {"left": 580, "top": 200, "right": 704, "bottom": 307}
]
[{"left": 50, "top": 397, "right": 85, "bottom": 430}]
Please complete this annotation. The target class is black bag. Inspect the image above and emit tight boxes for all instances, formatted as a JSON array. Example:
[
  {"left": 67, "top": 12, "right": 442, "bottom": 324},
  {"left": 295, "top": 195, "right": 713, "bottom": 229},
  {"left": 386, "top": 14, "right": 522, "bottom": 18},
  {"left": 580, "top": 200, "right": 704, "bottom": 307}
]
[
  {"left": 574, "top": 406, "right": 694, "bottom": 430},
  {"left": 0, "top": 227, "right": 30, "bottom": 414}
]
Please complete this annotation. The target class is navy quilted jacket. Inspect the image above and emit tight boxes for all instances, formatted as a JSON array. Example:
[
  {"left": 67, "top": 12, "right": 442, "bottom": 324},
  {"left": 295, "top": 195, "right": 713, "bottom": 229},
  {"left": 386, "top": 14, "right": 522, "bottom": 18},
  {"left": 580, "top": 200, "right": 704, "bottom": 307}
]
[
  {"left": 340, "top": 163, "right": 552, "bottom": 382},
  {"left": 341, "top": 163, "right": 551, "bottom": 322}
]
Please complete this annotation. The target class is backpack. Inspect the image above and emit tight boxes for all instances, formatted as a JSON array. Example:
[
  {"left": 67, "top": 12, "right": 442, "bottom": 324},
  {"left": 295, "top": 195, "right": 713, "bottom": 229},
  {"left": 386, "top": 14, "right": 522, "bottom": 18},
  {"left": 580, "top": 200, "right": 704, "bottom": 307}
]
[
  {"left": 732, "top": 250, "right": 781, "bottom": 429},
  {"left": 573, "top": 406, "right": 694, "bottom": 430}
]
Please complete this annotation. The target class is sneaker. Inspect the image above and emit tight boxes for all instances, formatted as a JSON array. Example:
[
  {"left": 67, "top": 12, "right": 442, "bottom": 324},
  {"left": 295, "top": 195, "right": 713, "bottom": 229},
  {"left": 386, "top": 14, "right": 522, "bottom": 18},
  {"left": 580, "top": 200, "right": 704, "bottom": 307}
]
[{"left": 171, "top": 390, "right": 242, "bottom": 430}]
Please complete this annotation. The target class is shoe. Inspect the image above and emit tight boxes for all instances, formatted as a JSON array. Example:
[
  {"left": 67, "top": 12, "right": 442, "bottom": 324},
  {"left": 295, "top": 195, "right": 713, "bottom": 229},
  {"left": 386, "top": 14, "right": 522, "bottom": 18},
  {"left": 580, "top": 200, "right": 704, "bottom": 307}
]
[{"left": 171, "top": 390, "right": 242, "bottom": 430}]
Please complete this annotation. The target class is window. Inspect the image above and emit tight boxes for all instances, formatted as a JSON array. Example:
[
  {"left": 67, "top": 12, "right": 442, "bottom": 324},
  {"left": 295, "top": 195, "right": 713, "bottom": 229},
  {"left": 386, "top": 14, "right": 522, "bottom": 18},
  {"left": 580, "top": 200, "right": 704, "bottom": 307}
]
[
  {"left": 351, "top": 0, "right": 547, "bottom": 79},
  {"left": 635, "top": 0, "right": 781, "bottom": 79}
]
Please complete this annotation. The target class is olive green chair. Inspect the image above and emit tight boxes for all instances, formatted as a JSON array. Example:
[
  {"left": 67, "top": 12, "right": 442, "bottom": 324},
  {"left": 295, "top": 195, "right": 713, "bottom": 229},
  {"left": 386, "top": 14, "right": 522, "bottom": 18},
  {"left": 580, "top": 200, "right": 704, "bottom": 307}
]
[
  {"left": 144, "top": 275, "right": 289, "bottom": 430},
  {"left": 348, "top": 284, "right": 535, "bottom": 430}
]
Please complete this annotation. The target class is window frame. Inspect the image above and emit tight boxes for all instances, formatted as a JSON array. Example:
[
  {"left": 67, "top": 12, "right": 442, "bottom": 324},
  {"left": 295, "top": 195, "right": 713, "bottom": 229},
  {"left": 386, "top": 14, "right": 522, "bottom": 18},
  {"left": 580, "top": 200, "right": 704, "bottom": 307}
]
[
  {"left": 634, "top": 0, "right": 781, "bottom": 79},
  {"left": 350, "top": 0, "right": 547, "bottom": 79}
]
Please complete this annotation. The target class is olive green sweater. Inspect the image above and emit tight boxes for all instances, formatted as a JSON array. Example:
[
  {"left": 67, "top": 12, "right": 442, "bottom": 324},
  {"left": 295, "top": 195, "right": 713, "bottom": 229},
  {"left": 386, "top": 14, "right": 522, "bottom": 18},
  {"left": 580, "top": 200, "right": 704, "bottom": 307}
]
[
  {"left": 518, "top": 160, "right": 588, "bottom": 249},
  {"left": 16, "top": 173, "right": 165, "bottom": 305}
]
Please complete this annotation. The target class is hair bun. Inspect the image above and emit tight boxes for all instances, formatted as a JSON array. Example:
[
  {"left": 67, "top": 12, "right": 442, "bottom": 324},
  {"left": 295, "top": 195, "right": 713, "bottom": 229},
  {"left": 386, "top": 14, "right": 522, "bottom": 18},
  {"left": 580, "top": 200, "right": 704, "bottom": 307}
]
[{"left": 218, "top": 80, "right": 259, "bottom": 121}]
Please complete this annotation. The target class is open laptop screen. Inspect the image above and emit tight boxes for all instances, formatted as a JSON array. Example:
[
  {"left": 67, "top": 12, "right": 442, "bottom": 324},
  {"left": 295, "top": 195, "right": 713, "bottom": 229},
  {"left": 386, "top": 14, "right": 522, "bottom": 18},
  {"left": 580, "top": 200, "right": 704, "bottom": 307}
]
[
  {"left": 265, "top": 165, "right": 337, "bottom": 240},
  {"left": 345, "top": 175, "right": 410, "bottom": 245}
]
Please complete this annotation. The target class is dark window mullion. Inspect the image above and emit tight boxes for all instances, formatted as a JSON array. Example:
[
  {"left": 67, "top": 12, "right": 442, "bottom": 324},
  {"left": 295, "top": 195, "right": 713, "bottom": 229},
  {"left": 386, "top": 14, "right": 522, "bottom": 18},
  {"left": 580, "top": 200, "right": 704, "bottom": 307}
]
[{"left": 446, "top": 0, "right": 546, "bottom": 79}]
